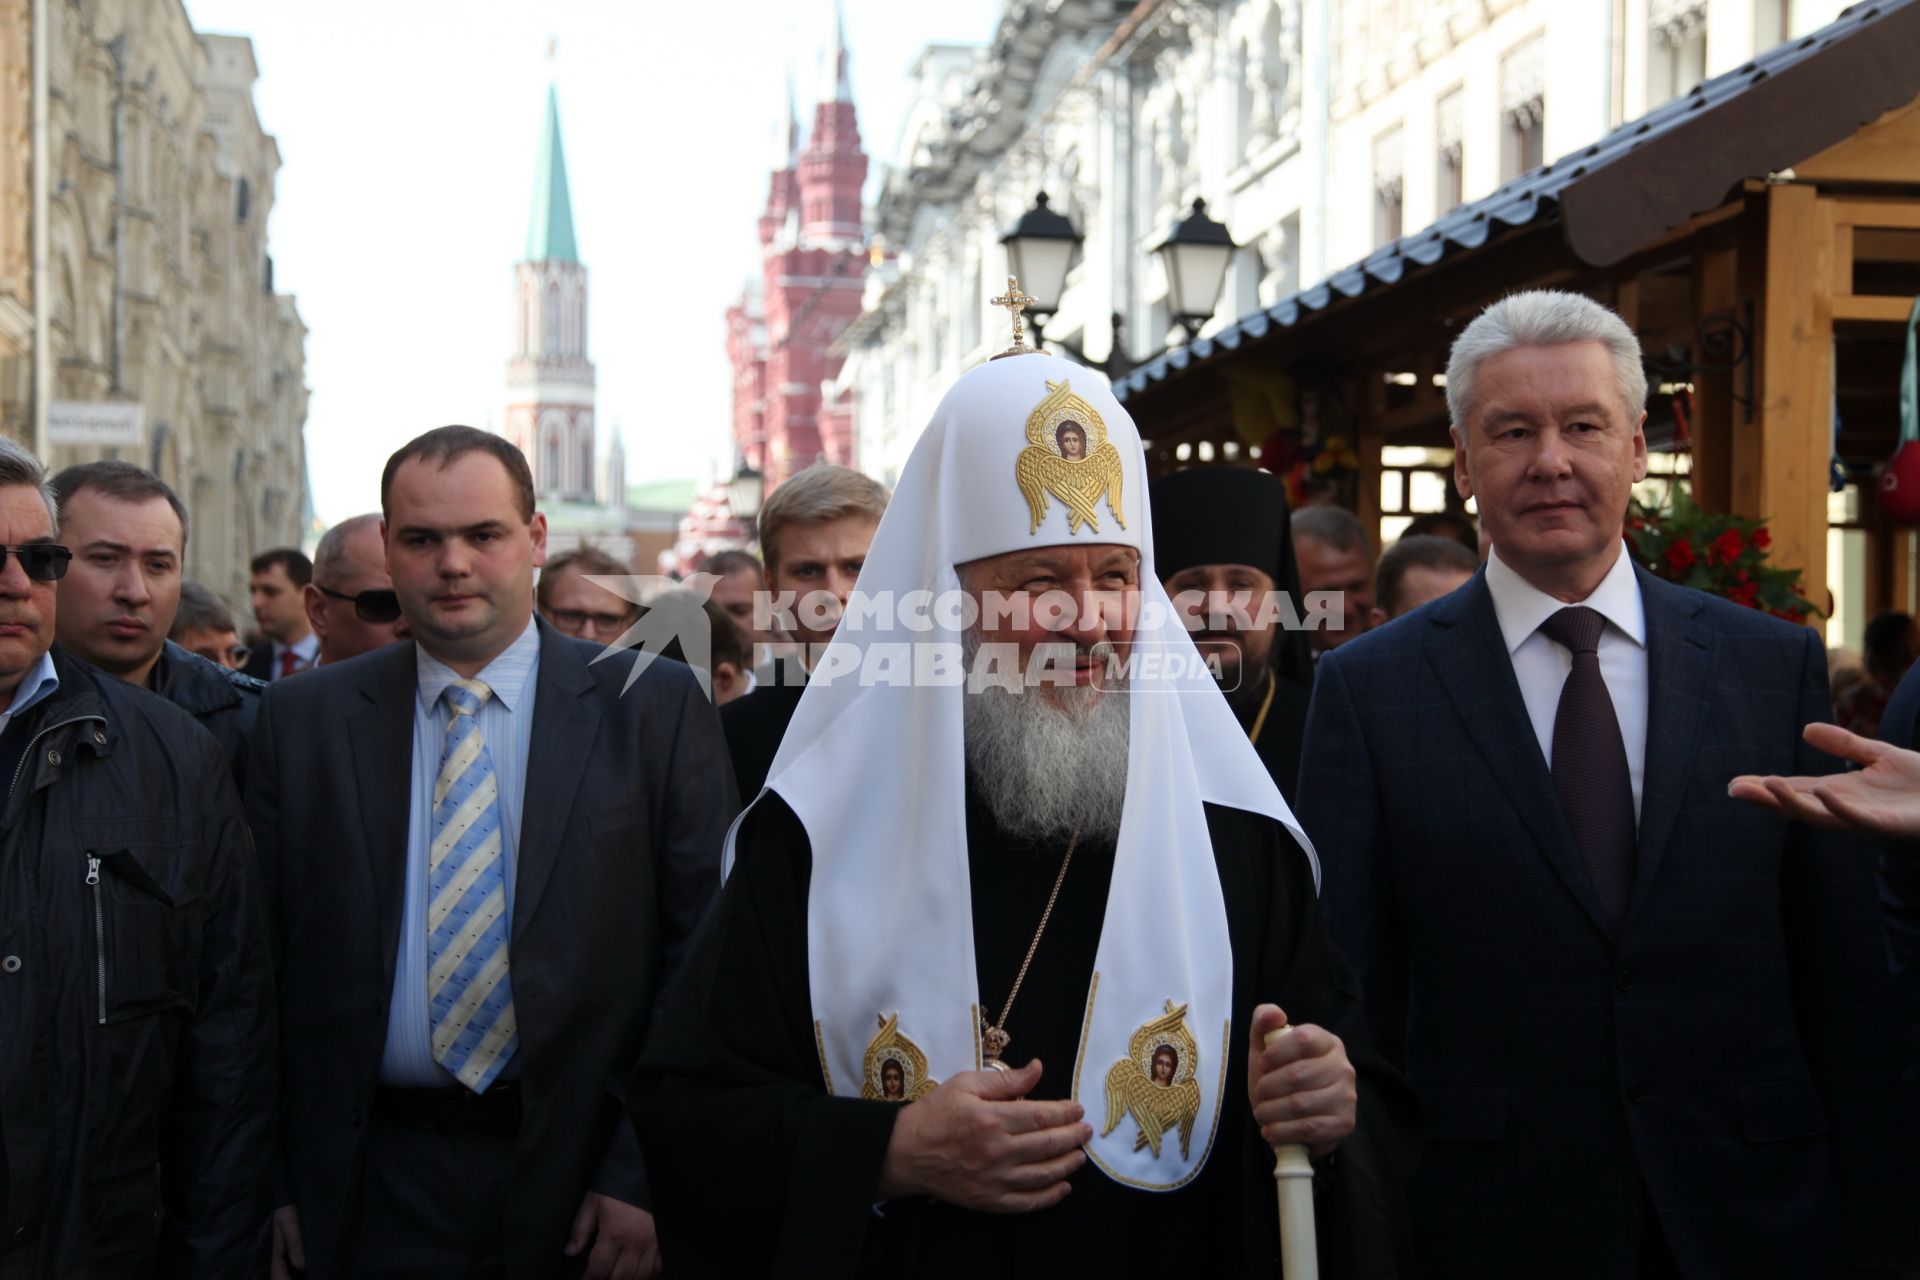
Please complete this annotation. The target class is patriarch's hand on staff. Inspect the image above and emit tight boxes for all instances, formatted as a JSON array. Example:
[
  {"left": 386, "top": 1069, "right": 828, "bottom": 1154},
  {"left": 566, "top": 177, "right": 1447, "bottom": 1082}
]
[
  {"left": 1248, "top": 1004, "right": 1357, "bottom": 1160},
  {"left": 563, "top": 1192, "right": 661, "bottom": 1280},
  {"left": 877, "top": 1058, "right": 1092, "bottom": 1213},
  {"left": 1729, "top": 722, "right": 1920, "bottom": 839},
  {"left": 269, "top": 1204, "right": 304, "bottom": 1279}
]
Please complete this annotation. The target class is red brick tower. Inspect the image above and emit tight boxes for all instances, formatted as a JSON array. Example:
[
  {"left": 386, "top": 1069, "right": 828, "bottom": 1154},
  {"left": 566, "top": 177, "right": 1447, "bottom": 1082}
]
[{"left": 726, "top": 7, "right": 869, "bottom": 490}]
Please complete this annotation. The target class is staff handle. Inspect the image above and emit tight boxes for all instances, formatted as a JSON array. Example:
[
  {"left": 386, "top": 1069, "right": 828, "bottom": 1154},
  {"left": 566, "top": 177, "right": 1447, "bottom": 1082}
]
[{"left": 1264, "top": 1024, "right": 1319, "bottom": 1280}]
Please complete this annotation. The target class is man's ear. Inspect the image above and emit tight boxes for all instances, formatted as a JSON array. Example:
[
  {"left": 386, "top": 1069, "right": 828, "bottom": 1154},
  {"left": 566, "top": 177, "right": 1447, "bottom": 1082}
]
[
  {"left": 1450, "top": 424, "right": 1474, "bottom": 501},
  {"left": 302, "top": 583, "right": 328, "bottom": 640},
  {"left": 1368, "top": 606, "right": 1387, "bottom": 629}
]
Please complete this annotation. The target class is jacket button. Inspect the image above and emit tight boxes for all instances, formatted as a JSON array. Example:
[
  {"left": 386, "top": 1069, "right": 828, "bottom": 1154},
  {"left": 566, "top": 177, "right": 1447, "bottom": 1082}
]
[
  {"left": 44, "top": 749, "right": 58, "bottom": 766},
  {"left": 1, "top": 956, "right": 19, "bottom": 974},
  {"left": 1614, "top": 968, "right": 1633, "bottom": 993},
  {"left": 92, "top": 731, "right": 105, "bottom": 745},
  {"left": 1626, "top": 1082, "right": 1646, "bottom": 1103}
]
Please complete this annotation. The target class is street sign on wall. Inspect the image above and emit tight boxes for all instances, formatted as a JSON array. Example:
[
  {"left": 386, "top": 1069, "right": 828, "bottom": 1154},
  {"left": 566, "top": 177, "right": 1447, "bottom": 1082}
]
[{"left": 47, "top": 401, "right": 143, "bottom": 447}]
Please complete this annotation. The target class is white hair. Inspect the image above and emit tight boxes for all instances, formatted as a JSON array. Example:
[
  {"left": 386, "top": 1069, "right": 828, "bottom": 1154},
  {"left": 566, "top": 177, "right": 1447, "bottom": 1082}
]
[
  {"left": 1446, "top": 290, "right": 1647, "bottom": 429},
  {"left": 961, "top": 629, "right": 1129, "bottom": 846}
]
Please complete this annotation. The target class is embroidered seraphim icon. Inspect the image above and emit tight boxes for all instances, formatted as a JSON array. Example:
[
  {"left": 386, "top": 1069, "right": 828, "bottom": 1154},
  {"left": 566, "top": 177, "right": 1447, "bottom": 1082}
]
[
  {"left": 861, "top": 1012, "right": 938, "bottom": 1103},
  {"left": 1014, "top": 379, "right": 1127, "bottom": 535},
  {"left": 1101, "top": 999, "right": 1202, "bottom": 1159}
]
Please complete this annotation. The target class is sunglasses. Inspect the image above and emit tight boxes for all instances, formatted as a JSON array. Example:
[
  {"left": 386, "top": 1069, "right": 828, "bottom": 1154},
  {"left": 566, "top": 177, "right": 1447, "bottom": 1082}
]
[
  {"left": 317, "top": 584, "right": 403, "bottom": 624},
  {"left": 2, "top": 543, "right": 72, "bottom": 582}
]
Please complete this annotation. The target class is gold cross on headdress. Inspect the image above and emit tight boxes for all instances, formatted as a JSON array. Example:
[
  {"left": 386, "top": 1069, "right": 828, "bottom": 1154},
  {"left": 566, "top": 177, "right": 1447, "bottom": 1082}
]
[{"left": 990, "top": 277, "right": 1037, "bottom": 359}]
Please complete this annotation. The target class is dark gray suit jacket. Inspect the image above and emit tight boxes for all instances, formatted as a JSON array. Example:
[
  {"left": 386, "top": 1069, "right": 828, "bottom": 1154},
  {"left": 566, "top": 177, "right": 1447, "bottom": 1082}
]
[
  {"left": 247, "top": 620, "right": 737, "bottom": 1277},
  {"left": 1300, "top": 565, "right": 1912, "bottom": 1278}
]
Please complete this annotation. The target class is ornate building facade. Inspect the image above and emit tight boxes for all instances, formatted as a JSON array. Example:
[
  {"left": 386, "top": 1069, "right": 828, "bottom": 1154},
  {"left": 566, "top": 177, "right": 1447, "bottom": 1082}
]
[
  {"left": 725, "top": 12, "right": 871, "bottom": 491},
  {"left": 505, "top": 83, "right": 597, "bottom": 503},
  {"left": 0, "top": 0, "right": 308, "bottom": 600},
  {"left": 839, "top": 0, "right": 1849, "bottom": 488}
]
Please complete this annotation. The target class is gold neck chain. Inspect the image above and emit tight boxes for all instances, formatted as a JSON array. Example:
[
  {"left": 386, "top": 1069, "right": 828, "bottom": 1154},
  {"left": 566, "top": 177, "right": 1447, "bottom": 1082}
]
[
  {"left": 980, "top": 822, "right": 1083, "bottom": 1070},
  {"left": 1246, "top": 669, "right": 1279, "bottom": 745}
]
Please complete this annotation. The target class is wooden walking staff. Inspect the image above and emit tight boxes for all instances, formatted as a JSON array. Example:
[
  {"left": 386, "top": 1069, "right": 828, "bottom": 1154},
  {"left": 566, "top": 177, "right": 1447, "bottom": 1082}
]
[{"left": 1264, "top": 1023, "right": 1319, "bottom": 1280}]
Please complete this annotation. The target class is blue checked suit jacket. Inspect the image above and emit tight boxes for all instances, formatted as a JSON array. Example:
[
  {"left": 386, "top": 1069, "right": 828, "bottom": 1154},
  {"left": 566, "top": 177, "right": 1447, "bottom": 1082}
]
[{"left": 1298, "top": 564, "right": 1913, "bottom": 1279}]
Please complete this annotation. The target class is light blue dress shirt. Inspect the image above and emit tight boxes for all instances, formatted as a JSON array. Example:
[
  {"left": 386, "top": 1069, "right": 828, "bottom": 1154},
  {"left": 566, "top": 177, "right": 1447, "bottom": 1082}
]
[
  {"left": 379, "top": 619, "right": 541, "bottom": 1086},
  {"left": 0, "top": 649, "right": 60, "bottom": 739}
]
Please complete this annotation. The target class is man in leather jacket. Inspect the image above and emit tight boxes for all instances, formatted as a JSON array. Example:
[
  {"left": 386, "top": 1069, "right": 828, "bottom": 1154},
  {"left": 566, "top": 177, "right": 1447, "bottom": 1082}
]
[
  {"left": 0, "top": 438, "right": 274, "bottom": 1276},
  {"left": 49, "top": 462, "right": 263, "bottom": 789}
]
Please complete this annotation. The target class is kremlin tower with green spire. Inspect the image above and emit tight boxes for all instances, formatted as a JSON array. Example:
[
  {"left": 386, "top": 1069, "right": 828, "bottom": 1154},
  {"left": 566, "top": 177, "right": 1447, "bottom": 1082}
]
[{"left": 505, "top": 80, "right": 596, "bottom": 503}]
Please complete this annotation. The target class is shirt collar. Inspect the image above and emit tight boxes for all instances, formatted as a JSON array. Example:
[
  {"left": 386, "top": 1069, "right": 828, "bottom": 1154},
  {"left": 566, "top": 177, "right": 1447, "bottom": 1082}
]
[
  {"left": 1, "top": 649, "right": 60, "bottom": 725},
  {"left": 415, "top": 616, "right": 541, "bottom": 715},
  {"left": 1484, "top": 543, "right": 1646, "bottom": 655},
  {"left": 284, "top": 631, "right": 320, "bottom": 664}
]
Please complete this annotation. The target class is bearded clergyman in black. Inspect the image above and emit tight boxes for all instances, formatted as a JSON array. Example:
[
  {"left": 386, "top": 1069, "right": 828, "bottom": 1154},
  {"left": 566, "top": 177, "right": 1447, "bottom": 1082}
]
[
  {"left": 1150, "top": 466, "right": 1316, "bottom": 805},
  {"left": 632, "top": 347, "right": 1414, "bottom": 1278}
]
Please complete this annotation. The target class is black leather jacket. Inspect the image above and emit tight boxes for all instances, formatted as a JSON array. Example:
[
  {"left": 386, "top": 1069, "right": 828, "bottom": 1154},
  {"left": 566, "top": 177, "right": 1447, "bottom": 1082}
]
[
  {"left": 148, "top": 641, "right": 264, "bottom": 791},
  {"left": 0, "top": 646, "right": 273, "bottom": 1276}
]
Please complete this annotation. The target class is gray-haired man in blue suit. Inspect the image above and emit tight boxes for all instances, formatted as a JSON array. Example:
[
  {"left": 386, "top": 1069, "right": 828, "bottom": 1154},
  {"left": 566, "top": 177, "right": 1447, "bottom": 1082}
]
[{"left": 1298, "top": 290, "right": 1912, "bottom": 1279}]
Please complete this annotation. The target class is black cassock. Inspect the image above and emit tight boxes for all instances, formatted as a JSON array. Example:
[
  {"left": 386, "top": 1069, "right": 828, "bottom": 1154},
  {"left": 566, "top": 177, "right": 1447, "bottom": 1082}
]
[{"left": 633, "top": 789, "right": 1416, "bottom": 1278}]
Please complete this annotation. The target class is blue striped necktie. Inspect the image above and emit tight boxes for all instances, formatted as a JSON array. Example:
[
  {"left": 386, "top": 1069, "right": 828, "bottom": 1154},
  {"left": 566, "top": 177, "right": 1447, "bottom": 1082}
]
[{"left": 428, "top": 678, "right": 517, "bottom": 1092}]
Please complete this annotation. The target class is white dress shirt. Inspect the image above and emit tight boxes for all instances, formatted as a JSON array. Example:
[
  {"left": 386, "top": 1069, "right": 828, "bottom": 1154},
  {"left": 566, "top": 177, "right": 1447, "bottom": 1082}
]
[
  {"left": 269, "top": 630, "right": 320, "bottom": 680},
  {"left": 1484, "top": 544, "right": 1648, "bottom": 821},
  {"left": 379, "top": 619, "right": 541, "bottom": 1086}
]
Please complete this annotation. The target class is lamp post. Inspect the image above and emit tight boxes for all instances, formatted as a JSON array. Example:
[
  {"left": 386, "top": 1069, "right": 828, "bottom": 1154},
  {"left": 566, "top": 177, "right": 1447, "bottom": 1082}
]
[
  {"left": 727, "top": 462, "right": 765, "bottom": 540},
  {"left": 1000, "top": 192, "right": 1239, "bottom": 374},
  {"left": 999, "top": 191, "right": 1080, "bottom": 322},
  {"left": 1151, "top": 198, "right": 1238, "bottom": 342}
]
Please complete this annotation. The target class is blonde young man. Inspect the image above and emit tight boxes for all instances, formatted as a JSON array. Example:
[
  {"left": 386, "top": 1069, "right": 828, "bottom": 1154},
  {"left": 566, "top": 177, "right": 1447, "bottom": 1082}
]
[{"left": 719, "top": 463, "right": 888, "bottom": 800}]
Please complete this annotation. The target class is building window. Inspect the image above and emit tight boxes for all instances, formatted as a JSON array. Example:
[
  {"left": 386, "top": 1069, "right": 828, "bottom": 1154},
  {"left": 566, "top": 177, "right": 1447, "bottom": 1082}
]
[
  {"left": 1372, "top": 127, "right": 1405, "bottom": 248},
  {"left": 1500, "top": 36, "right": 1547, "bottom": 182},
  {"left": 1435, "top": 88, "right": 1465, "bottom": 215},
  {"left": 1649, "top": 1, "right": 1708, "bottom": 105}
]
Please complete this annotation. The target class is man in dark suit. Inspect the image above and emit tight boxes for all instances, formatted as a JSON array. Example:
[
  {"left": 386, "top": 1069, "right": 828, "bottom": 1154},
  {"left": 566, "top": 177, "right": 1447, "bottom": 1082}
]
[
  {"left": 244, "top": 547, "right": 317, "bottom": 680},
  {"left": 250, "top": 426, "right": 735, "bottom": 1279},
  {"left": 1299, "top": 290, "right": 1910, "bottom": 1278}
]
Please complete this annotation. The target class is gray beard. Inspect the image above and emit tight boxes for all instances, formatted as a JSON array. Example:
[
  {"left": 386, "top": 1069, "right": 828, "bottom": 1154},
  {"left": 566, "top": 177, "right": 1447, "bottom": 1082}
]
[{"left": 961, "top": 638, "right": 1130, "bottom": 847}]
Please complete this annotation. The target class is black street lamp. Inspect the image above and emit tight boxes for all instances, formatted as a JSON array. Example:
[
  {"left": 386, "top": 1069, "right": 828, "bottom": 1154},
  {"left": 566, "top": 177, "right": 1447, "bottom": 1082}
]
[
  {"left": 1151, "top": 198, "right": 1238, "bottom": 342},
  {"left": 999, "top": 191, "right": 1081, "bottom": 318},
  {"left": 999, "top": 192, "right": 1240, "bottom": 375},
  {"left": 727, "top": 463, "right": 766, "bottom": 524}
]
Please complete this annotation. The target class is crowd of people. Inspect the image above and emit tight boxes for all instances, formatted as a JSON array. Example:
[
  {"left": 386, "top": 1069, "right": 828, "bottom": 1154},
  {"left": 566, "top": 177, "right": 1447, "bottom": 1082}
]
[{"left": 0, "top": 286, "right": 1914, "bottom": 1279}]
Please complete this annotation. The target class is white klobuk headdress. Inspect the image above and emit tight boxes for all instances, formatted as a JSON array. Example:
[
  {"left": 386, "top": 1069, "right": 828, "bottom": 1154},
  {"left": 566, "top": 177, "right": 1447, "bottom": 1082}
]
[{"left": 730, "top": 351, "right": 1318, "bottom": 1190}]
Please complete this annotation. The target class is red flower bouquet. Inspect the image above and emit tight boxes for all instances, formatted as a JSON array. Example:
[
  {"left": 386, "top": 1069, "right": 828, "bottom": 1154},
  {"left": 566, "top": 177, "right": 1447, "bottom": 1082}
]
[{"left": 1626, "top": 488, "right": 1819, "bottom": 623}]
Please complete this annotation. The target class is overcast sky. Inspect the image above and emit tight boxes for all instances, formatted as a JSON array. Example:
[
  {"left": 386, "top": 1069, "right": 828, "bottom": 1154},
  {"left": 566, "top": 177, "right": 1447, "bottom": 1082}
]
[{"left": 180, "top": 0, "right": 1002, "bottom": 526}]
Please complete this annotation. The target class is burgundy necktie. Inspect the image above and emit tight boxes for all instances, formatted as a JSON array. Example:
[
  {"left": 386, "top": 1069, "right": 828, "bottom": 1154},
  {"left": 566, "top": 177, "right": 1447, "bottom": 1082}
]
[
  {"left": 279, "top": 648, "right": 297, "bottom": 680},
  {"left": 1540, "top": 606, "right": 1637, "bottom": 931}
]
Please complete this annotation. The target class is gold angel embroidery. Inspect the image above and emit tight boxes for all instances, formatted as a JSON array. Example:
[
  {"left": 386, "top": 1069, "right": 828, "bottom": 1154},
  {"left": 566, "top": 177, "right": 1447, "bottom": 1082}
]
[
  {"left": 1101, "top": 1000, "right": 1202, "bottom": 1159},
  {"left": 860, "top": 1013, "right": 937, "bottom": 1103},
  {"left": 1014, "top": 379, "right": 1127, "bottom": 535}
]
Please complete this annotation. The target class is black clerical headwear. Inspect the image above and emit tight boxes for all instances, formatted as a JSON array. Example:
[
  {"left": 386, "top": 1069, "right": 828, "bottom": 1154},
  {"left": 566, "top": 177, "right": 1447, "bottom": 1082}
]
[{"left": 1148, "top": 467, "right": 1312, "bottom": 688}]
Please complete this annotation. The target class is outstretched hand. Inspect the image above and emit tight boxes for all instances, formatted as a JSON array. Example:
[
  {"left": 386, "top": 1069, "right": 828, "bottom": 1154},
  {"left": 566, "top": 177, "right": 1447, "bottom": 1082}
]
[
  {"left": 1728, "top": 722, "right": 1920, "bottom": 838},
  {"left": 877, "top": 1058, "right": 1092, "bottom": 1213}
]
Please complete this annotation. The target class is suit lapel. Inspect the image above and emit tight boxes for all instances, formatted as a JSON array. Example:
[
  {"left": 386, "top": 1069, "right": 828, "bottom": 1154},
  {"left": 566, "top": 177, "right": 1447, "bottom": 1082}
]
[
  {"left": 348, "top": 644, "right": 419, "bottom": 989},
  {"left": 1630, "top": 569, "right": 1713, "bottom": 925},
  {"left": 512, "top": 623, "right": 601, "bottom": 939},
  {"left": 1423, "top": 575, "right": 1613, "bottom": 937}
]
